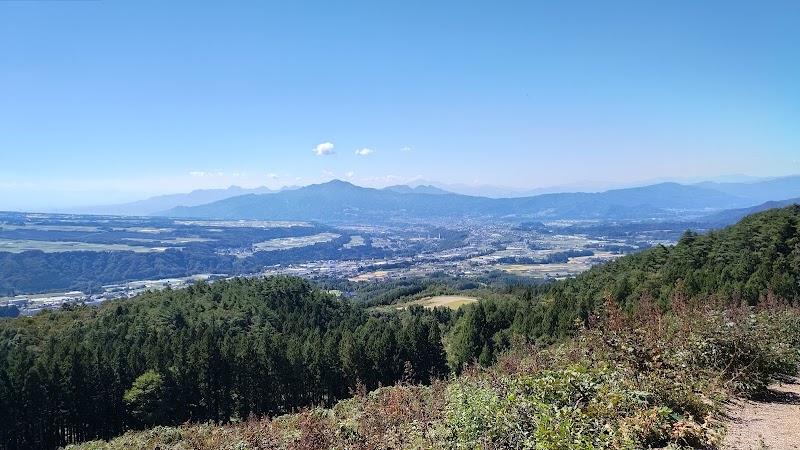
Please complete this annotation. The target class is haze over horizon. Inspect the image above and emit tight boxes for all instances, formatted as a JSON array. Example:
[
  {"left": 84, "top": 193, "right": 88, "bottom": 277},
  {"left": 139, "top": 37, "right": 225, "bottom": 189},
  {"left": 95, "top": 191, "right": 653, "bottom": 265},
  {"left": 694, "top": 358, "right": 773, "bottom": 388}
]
[{"left": 2, "top": 1, "right": 798, "bottom": 211}]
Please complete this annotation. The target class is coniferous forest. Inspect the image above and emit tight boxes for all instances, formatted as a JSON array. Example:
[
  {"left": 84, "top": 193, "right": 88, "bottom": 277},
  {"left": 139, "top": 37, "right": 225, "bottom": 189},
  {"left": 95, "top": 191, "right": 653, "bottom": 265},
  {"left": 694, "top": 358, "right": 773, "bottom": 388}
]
[
  {"left": 2, "top": 205, "right": 800, "bottom": 449},
  {"left": 0, "top": 276, "right": 449, "bottom": 449}
]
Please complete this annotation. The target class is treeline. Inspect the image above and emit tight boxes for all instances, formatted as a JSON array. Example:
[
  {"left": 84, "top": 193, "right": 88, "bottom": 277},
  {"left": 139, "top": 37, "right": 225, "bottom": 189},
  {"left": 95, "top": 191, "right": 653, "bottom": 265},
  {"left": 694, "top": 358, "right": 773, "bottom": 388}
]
[{"left": 0, "top": 277, "right": 450, "bottom": 450}]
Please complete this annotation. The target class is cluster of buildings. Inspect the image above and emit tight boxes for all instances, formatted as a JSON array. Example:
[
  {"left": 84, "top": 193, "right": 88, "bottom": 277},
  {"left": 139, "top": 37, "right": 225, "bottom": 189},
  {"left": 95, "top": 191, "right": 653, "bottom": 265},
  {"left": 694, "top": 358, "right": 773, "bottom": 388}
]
[{"left": 2, "top": 274, "right": 222, "bottom": 316}]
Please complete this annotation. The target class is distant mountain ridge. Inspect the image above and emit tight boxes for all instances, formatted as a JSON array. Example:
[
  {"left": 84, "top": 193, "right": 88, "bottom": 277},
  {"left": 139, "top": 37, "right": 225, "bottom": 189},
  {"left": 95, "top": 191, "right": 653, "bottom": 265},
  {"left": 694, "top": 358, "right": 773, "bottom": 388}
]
[
  {"left": 699, "top": 197, "right": 800, "bottom": 227},
  {"left": 68, "top": 174, "right": 800, "bottom": 217},
  {"left": 694, "top": 175, "right": 800, "bottom": 204},
  {"left": 382, "top": 184, "right": 452, "bottom": 195},
  {"left": 70, "top": 185, "right": 294, "bottom": 216},
  {"left": 405, "top": 174, "right": 778, "bottom": 198},
  {"left": 157, "top": 180, "right": 752, "bottom": 223}
]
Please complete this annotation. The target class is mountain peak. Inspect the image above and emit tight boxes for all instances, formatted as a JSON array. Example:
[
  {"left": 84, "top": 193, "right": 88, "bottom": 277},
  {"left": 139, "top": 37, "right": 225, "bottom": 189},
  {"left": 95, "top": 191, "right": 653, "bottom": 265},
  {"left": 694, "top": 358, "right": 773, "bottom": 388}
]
[
  {"left": 324, "top": 179, "right": 354, "bottom": 186},
  {"left": 310, "top": 179, "right": 359, "bottom": 190}
]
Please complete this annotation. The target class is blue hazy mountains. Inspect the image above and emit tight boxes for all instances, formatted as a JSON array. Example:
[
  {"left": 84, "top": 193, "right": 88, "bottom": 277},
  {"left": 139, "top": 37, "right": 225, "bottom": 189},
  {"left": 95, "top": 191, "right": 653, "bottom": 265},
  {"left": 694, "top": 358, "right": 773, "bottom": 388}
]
[
  {"left": 694, "top": 177, "right": 800, "bottom": 204},
  {"left": 154, "top": 179, "right": 778, "bottom": 224},
  {"left": 382, "top": 185, "right": 452, "bottom": 195},
  {"left": 72, "top": 185, "right": 296, "bottom": 216}
]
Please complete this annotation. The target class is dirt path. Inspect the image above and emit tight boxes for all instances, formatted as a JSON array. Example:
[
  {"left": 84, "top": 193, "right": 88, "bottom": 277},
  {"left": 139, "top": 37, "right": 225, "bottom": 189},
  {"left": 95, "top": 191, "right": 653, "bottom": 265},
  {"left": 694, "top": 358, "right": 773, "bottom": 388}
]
[{"left": 723, "top": 377, "right": 800, "bottom": 449}]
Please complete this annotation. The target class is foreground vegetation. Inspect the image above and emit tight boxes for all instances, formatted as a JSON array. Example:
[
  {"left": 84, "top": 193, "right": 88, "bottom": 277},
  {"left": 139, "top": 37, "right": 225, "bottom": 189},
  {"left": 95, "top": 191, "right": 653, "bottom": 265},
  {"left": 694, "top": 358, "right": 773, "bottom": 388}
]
[
  {"left": 2, "top": 205, "right": 800, "bottom": 449},
  {"left": 67, "top": 293, "right": 800, "bottom": 449}
]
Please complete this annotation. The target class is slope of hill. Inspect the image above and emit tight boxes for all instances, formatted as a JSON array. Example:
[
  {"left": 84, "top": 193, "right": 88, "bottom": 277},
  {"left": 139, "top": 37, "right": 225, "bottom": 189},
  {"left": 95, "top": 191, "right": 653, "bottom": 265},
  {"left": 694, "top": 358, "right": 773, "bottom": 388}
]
[
  {"left": 430, "top": 204, "right": 800, "bottom": 374},
  {"left": 72, "top": 186, "right": 286, "bottom": 216},
  {"left": 66, "top": 294, "right": 800, "bottom": 449},
  {"left": 699, "top": 197, "right": 800, "bottom": 227},
  {"left": 502, "top": 204, "right": 800, "bottom": 341},
  {"left": 0, "top": 276, "right": 449, "bottom": 449},
  {"left": 158, "top": 180, "right": 749, "bottom": 223}
]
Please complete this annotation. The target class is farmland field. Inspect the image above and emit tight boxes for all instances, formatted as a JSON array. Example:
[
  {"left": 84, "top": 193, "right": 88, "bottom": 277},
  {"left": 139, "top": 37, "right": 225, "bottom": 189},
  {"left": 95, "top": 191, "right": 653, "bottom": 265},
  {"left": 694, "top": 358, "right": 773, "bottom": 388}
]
[
  {"left": 419, "top": 295, "right": 478, "bottom": 309},
  {"left": 496, "top": 250, "right": 619, "bottom": 279},
  {"left": 0, "top": 239, "right": 162, "bottom": 253},
  {"left": 123, "top": 237, "right": 216, "bottom": 244},
  {"left": 253, "top": 232, "right": 340, "bottom": 251},
  {"left": 0, "top": 224, "right": 103, "bottom": 233},
  {"left": 343, "top": 235, "right": 366, "bottom": 248},
  {"left": 175, "top": 220, "right": 312, "bottom": 228},
  {"left": 386, "top": 295, "right": 479, "bottom": 311},
  {"left": 349, "top": 270, "right": 390, "bottom": 282}
]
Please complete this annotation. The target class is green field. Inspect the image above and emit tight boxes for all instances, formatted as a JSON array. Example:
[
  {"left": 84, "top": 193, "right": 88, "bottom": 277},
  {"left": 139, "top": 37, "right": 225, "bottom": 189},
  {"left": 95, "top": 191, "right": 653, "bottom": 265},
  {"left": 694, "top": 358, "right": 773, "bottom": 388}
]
[
  {"left": 0, "top": 224, "right": 102, "bottom": 233},
  {"left": 419, "top": 295, "right": 479, "bottom": 309},
  {"left": 116, "top": 227, "right": 176, "bottom": 234},
  {"left": 175, "top": 220, "right": 312, "bottom": 228},
  {"left": 253, "top": 232, "right": 340, "bottom": 251},
  {"left": 0, "top": 240, "right": 162, "bottom": 253},
  {"left": 343, "top": 235, "right": 366, "bottom": 248},
  {"left": 380, "top": 295, "right": 479, "bottom": 312},
  {"left": 123, "top": 237, "right": 216, "bottom": 244}
]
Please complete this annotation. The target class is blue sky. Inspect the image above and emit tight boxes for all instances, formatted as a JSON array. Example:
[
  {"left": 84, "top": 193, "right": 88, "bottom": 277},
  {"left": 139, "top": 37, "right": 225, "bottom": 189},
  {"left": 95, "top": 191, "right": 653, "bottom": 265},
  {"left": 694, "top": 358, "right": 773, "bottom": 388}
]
[{"left": 1, "top": 1, "right": 798, "bottom": 209}]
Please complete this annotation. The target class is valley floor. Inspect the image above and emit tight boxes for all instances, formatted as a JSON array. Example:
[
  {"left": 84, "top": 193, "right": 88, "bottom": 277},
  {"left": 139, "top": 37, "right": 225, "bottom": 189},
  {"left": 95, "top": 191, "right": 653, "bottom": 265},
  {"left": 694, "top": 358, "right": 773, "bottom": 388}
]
[{"left": 724, "top": 376, "right": 800, "bottom": 449}]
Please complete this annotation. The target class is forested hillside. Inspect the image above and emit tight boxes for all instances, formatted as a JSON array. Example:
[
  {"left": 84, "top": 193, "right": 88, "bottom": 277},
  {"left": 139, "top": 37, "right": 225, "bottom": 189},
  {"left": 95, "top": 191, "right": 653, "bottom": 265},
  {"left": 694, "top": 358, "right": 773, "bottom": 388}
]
[
  {"left": 2, "top": 205, "right": 800, "bottom": 449},
  {"left": 0, "top": 277, "right": 449, "bottom": 449},
  {"left": 67, "top": 297, "right": 800, "bottom": 449},
  {"left": 441, "top": 205, "right": 800, "bottom": 370}
]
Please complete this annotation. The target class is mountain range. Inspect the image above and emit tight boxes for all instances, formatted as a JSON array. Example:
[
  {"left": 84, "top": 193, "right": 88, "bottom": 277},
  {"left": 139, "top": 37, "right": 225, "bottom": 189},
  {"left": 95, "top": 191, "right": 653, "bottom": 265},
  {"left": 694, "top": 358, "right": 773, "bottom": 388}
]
[
  {"left": 694, "top": 177, "right": 800, "bottom": 203},
  {"left": 69, "top": 185, "right": 298, "bottom": 216},
  {"left": 402, "top": 174, "right": 774, "bottom": 198},
  {"left": 156, "top": 179, "right": 764, "bottom": 224},
  {"left": 67, "top": 175, "right": 800, "bottom": 225}
]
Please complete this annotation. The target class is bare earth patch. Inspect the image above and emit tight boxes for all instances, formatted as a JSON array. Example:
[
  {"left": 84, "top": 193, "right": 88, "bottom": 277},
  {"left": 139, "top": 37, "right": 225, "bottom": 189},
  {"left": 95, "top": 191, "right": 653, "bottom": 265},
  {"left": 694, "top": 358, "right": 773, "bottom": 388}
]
[
  {"left": 420, "top": 295, "right": 478, "bottom": 309},
  {"left": 378, "top": 295, "right": 479, "bottom": 312},
  {"left": 724, "top": 376, "right": 800, "bottom": 449}
]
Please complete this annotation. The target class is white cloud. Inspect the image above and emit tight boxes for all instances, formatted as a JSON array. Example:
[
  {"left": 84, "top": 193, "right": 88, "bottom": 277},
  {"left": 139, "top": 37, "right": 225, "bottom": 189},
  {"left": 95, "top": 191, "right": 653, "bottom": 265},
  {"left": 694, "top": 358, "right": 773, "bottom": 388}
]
[
  {"left": 400, "top": 147, "right": 411, "bottom": 152},
  {"left": 346, "top": 171, "right": 355, "bottom": 178},
  {"left": 267, "top": 173, "right": 279, "bottom": 179},
  {"left": 355, "top": 148, "right": 373, "bottom": 156},
  {"left": 313, "top": 142, "right": 335, "bottom": 155},
  {"left": 190, "top": 170, "right": 226, "bottom": 177},
  {"left": 322, "top": 170, "right": 334, "bottom": 177}
]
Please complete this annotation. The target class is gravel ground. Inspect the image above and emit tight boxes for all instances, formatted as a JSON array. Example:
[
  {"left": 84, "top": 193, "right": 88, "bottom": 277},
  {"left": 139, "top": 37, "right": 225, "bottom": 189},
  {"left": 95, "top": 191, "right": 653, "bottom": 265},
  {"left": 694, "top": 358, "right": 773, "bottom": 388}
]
[{"left": 724, "top": 376, "right": 800, "bottom": 449}]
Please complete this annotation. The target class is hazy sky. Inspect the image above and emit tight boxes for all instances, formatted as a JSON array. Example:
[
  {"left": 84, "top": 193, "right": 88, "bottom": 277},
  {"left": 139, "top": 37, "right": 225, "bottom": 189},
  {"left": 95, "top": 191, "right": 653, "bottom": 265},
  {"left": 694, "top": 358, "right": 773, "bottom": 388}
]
[{"left": 1, "top": 1, "right": 798, "bottom": 209}]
